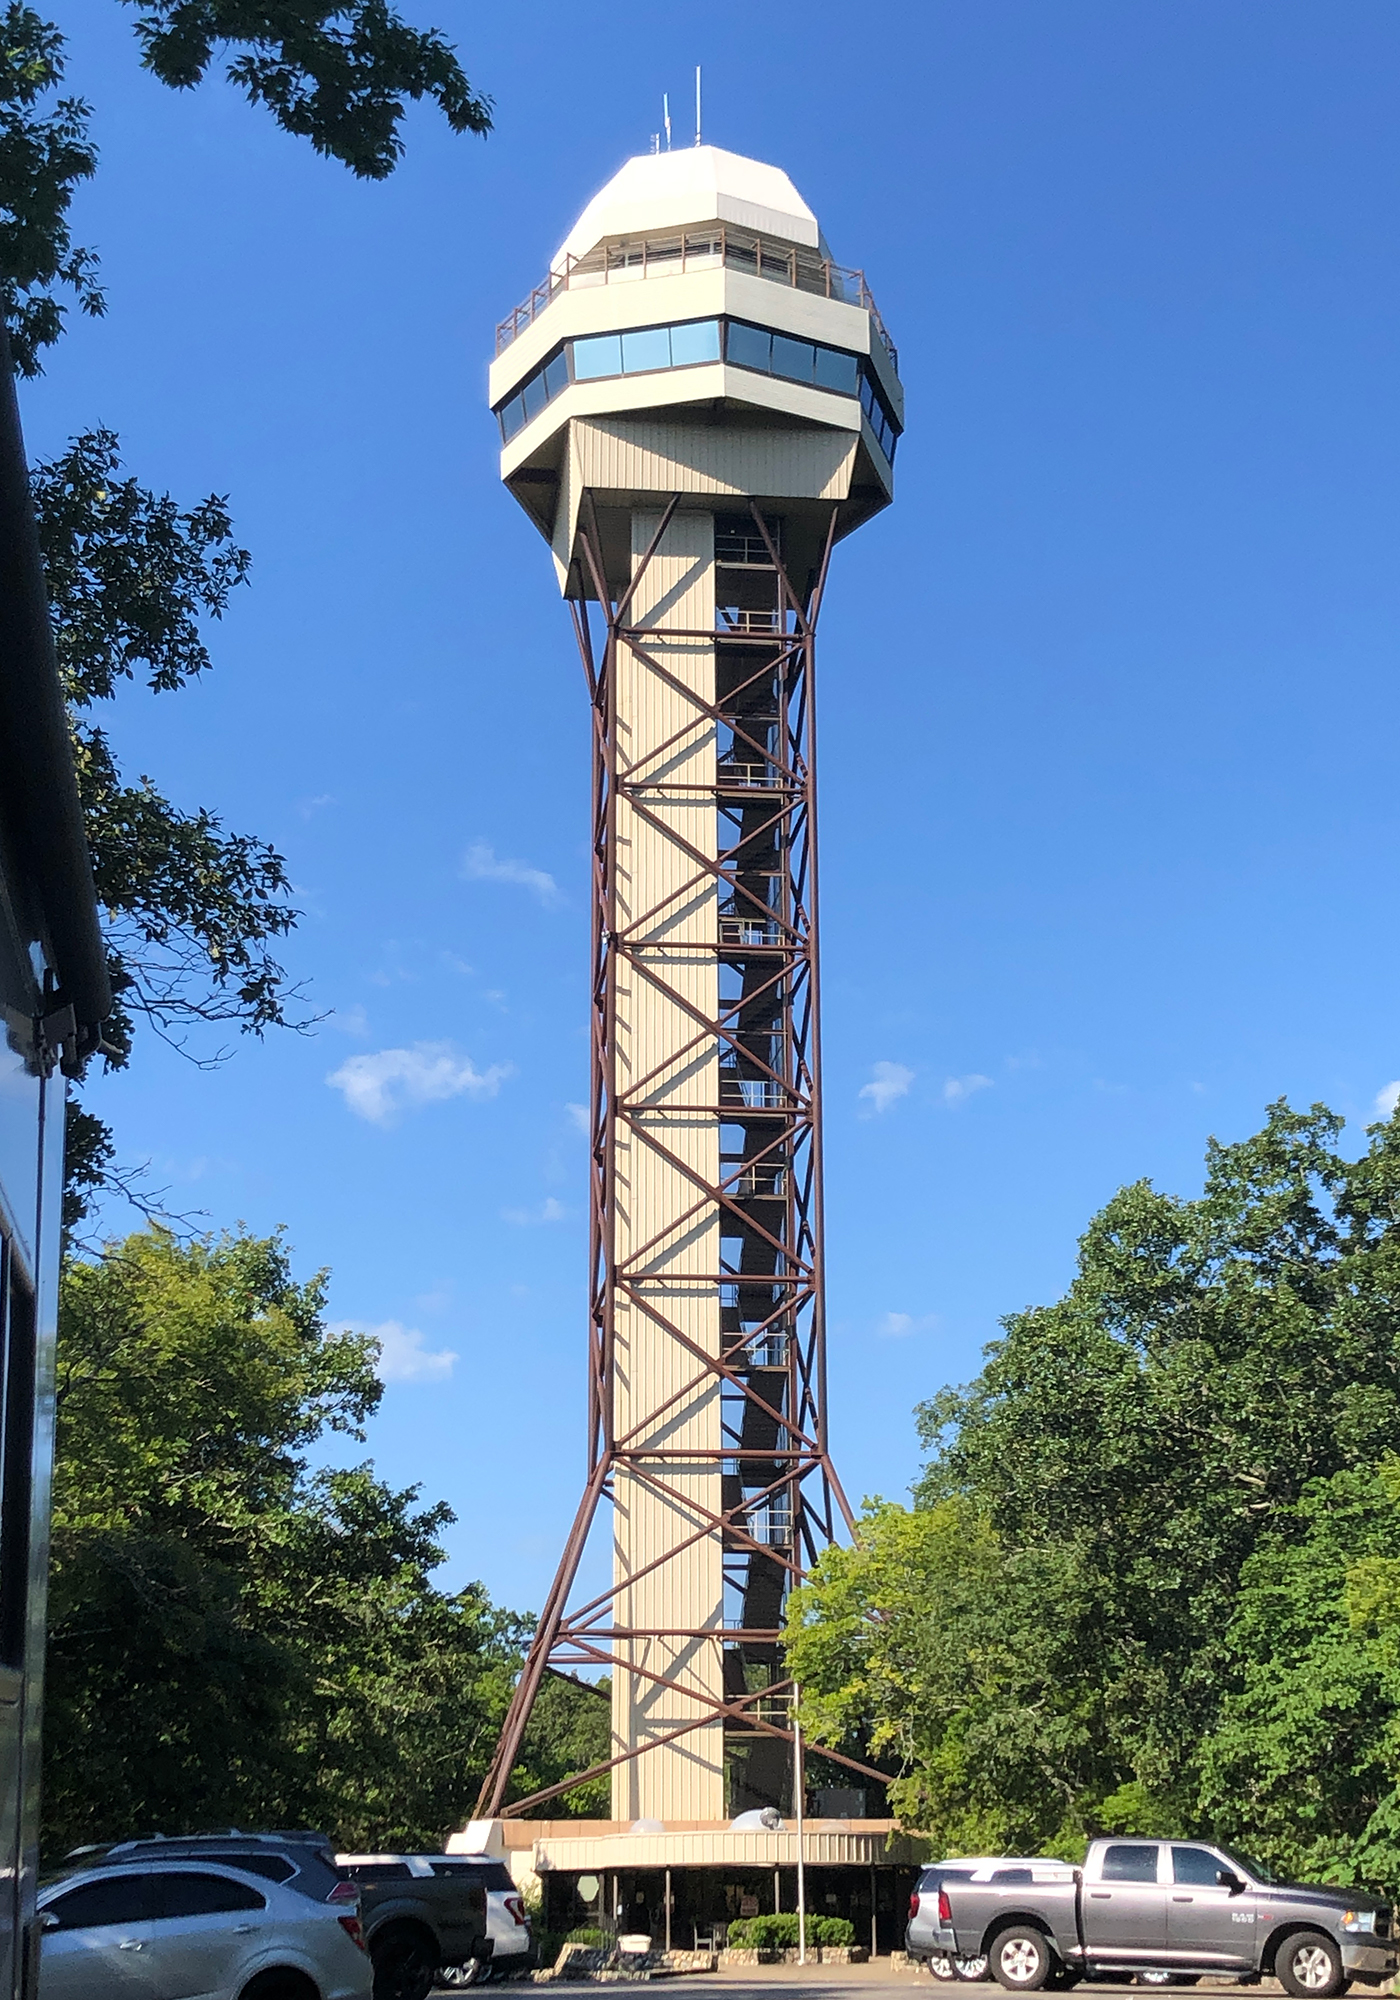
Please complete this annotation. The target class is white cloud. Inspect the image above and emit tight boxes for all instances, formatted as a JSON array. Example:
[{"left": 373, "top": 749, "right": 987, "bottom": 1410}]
[
  {"left": 876, "top": 1310, "right": 937, "bottom": 1339},
  {"left": 1376, "top": 1081, "right": 1400, "bottom": 1118},
  {"left": 943, "top": 1073, "right": 993, "bottom": 1107},
  {"left": 859, "top": 1061, "right": 914, "bottom": 1114},
  {"left": 565, "top": 1102, "right": 590, "bottom": 1135},
  {"left": 331, "top": 1002, "right": 371, "bottom": 1038},
  {"left": 344, "top": 1318, "right": 458, "bottom": 1384},
  {"left": 462, "top": 840, "right": 558, "bottom": 905},
  {"left": 501, "top": 1196, "right": 567, "bottom": 1226},
  {"left": 327, "top": 1042, "right": 510, "bottom": 1125}
]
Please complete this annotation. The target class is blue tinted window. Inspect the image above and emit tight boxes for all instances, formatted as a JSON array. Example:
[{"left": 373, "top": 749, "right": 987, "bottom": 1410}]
[
  {"left": 669, "top": 319, "right": 721, "bottom": 366},
  {"left": 499, "top": 395, "right": 525, "bottom": 442},
  {"left": 814, "top": 346, "right": 858, "bottom": 395},
  {"left": 572, "top": 333, "right": 623, "bottom": 380},
  {"left": 543, "top": 352, "right": 569, "bottom": 398},
  {"left": 521, "top": 372, "right": 549, "bottom": 421},
  {"left": 726, "top": 322, "right": 772, "bottom": 372},
  {"left": 771, "top": 334, "right": 815, "bottom": 383},
  {"left": 621, "top": 326, "right": 672, "bottom": 373}
]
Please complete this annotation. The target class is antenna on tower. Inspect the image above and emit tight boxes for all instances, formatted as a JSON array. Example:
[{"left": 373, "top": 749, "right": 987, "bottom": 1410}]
[
  {"left": 663, "top": 92, "right": 672, "bottom": 150},
  {"left": 695, "top": 66, "right": 702, "bottom": 145}
]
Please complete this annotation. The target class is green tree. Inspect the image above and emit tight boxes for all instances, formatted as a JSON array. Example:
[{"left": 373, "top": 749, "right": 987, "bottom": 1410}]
[
  {"left": 1197, "top": 1466, "right": 1400, "bottom": 1885},
  {"left": 788, "top": 1101, "right": 1400, "bottom": 1875},
  {"left": 786, "top": 1498, "right": 1103, "bottom": 1855},
  {"left": 49, "top": 1228, "right": 496, "bottom": 1849}
]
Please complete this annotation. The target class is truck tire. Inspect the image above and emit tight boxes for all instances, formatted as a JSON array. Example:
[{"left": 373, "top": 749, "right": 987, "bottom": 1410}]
[
  {"left": 991, "top": 1927, "right": 1055, "bottom": 1992},
  {"left": 371, "top": 1924, "right": 441, "bottom": 2000},
  {"left": 1276, "top": 1932, "right": 1346, "bottom": 1999}
]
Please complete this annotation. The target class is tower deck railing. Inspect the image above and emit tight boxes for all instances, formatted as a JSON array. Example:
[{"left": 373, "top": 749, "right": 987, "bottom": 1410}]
[{"left": 496, "top": 223, "right": 898, "bottom": 370}]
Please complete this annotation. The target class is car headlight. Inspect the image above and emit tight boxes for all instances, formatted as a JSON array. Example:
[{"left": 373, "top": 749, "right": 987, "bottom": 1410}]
[{"left": 1342, "top": 1912, "right": 1377, "bottom": 1935}]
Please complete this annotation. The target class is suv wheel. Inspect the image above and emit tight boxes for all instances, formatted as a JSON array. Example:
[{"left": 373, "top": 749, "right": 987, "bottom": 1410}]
[
  {"left": 371, "top": 1927, "right": 440, "bottom": 2000},
  {"left": 929, "top": 1956, "right": 959, "bottom": 1982},
  {"left": 993, "top": 1928, "right": 1054, "bottom": 1992},
  {"left": 955, "top": 1957, "right": 990, "bottom": 1982},
  {"left": 439, "top": 1965, "right": 489, "bottom": 1990},
  {"left": 1277, "top": 1933, "right": 1346, "bottom": 2000}
]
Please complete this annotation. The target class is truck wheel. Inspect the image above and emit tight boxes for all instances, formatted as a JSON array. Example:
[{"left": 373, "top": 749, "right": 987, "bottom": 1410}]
[
  {"left": 992, "top": 1928, "right": 1055, "bottom": 1992},
  {"left": 371, "top": 1927, "right": 440, "bottom": 2000},
  {"left": 1277, "top": 1932, "right": 1346, "bottom": 1999}
]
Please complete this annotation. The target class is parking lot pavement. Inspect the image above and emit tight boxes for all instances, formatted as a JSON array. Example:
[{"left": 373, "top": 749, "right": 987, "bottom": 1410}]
[{"left": 432, "top": 1977, "right": 1279, "bottom": 1999}]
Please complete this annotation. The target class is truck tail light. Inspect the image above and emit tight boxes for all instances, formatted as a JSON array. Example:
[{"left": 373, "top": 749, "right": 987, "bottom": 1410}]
[
  {"left": 338, "top": 1915, "right": 368, "bottom": 1952},
  {"left": 938, "top": 1888, "right": 953, "bottom": 1925},
  {"left": 506, "top": 1896, "right": 528, "bottom": 1927}
]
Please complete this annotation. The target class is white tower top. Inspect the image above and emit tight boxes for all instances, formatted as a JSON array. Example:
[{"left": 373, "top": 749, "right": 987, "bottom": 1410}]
[{"left": 556, "top": 145, "right": 822, "bottom": 267}]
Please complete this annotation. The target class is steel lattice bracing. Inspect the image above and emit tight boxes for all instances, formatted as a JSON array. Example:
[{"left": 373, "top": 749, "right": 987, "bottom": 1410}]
[{"left": 474, "top": 499, "right": 886, "bottom": 1821}]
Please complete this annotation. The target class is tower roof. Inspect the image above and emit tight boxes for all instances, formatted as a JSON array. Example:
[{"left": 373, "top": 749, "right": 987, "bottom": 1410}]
[{"left": 555, "top": 145, "right": 821, "bottom": 268}]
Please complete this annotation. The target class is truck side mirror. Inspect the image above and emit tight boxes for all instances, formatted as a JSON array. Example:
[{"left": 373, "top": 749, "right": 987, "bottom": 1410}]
[{"left": 1217, "top": 1870, "right": 1243, "bottom": 1893}]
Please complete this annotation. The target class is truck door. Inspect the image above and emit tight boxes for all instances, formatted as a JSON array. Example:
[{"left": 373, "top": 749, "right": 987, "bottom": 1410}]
[
  {"left": 1167, "top": 1846, "right": 1257, "bottom": 1970},
  {"left": 1082, "top": 1843, "right": 1168, "bottom": 1965}
]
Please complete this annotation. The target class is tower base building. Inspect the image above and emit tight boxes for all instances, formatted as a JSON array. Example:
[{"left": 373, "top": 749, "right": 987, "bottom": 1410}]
[{"left": 464, "top": 144, "right": 910, "bottom": 1938}]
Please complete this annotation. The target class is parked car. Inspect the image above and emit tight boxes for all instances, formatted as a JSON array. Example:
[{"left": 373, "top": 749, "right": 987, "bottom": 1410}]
[
  {"left": 908, "top": 1859, "right": 1060, "bottom": 1982},
  {"left": 336, "top": 1853, "right": 493, "bottom": 2000},
  {"left": 38, "top": 1855, "right": 371, "bottom": 2000},
  {"left": 428, "top": 1856, "right": 534, "bottom": 1983},
  {"left": 931, "top": 1838, "right": 1399, "bottom": 1995},
  {"left": 67, "top": 1829, "right": 356, "bottom": 1907}
]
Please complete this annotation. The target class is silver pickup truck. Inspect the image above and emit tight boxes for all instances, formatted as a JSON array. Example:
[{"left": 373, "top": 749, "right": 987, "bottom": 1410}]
[{"left": 912, "top": 1838, "right": 1397, "bottom": 1996}]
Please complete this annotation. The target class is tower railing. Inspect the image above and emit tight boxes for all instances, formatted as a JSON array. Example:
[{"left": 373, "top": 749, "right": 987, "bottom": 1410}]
[{"left": 495, "top": 223, "right": 898, "bottom": 371}]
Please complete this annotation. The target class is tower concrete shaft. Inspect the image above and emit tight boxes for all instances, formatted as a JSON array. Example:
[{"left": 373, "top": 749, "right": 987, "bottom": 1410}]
[{"left": 476, "top": 147, "right": 901, "bottom": 1824}]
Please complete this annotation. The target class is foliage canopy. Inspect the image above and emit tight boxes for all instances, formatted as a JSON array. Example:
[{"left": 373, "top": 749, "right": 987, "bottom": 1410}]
[
  {"left": 48, "top": 1227, "right": 605, "bottom": 1852},
  {"left": 786, "top": 1101, "right": 1400, "bottom": 1882}
]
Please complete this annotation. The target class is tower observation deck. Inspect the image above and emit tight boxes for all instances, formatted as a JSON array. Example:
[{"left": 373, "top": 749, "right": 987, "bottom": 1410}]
[{"left": 476, "top": 145, "right": 902, "bottom": 1827}]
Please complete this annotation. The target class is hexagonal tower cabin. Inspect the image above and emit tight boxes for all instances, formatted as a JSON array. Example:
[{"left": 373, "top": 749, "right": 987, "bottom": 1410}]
[{"left": 476, "top": 144, "right": 902, "bottom": 1829}]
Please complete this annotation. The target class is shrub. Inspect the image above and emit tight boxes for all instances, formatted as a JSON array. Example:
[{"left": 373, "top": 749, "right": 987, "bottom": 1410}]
[
  {"left": 564, "top": 1928, "right": 613, "bottom": 1948},
  {"left": 726, "top": 1914, "right": 855, "bottom": 1949}
]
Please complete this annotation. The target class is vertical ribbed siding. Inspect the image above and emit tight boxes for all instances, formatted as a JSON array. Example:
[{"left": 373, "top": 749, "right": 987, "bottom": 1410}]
[{"left": 610, "top": 506, "right": 724, "bottom": 1821}]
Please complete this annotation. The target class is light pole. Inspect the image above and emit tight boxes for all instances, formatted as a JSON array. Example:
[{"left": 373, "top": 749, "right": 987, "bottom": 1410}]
[{"left": 793, "top": 1686, "right": 807, "bottom": 1965}]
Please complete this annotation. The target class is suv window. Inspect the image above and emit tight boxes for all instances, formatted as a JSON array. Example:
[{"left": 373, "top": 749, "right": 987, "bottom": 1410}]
[
  {"left": 1101, "top": 1845, "right": 1160, "bottom": 1883},
  {"left": 197, "top": 1853, "right": 295, "bottom": 1884},
  {"left": 47, "top": 1875, "right": 154, "bottom": 1928},
  {"left": 1172, "top": 1847, "right": 1226, "bottom": 1888},
  {"left": 432, "top": 1862, "right": 513, "bottom": 1891},
  {"left": 155, "top": 1873, "right": 266, "bottom": 1918}
]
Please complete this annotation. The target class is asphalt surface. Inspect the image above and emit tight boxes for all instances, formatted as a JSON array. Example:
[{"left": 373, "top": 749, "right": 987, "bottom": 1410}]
[{"left": 433, "top": 1972, "right": 1269, "bottom": 1998}]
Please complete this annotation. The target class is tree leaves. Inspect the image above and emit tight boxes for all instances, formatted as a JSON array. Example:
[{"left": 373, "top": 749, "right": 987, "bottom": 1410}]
[
  {"left": 790, "top": 1100, "right": 1400, "bottom": 1877},
  {"left": 0, "top": 3, "right": 103, "bottom": 375},
  {"left": 47, "top": 1227, "right": 611, "bottom": 1852},
  {"left": 125, "top": 0, "right": 490, "bottom": 178}
]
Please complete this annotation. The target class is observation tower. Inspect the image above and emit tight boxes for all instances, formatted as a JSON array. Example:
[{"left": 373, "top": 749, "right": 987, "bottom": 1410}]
[{"left": 475, "top": 144, "right": 902, "bottom": 1832}]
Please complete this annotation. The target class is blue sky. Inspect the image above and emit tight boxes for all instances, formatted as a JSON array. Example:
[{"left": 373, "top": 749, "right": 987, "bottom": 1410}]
[{"left": 27, "top": 0, "right": 1400, "bottom": 1610}]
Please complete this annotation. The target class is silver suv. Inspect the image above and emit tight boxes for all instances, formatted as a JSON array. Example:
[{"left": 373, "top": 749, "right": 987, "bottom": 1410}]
[{"left": 38, "top": 1856, "right": 372, "bottom": 1999}]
